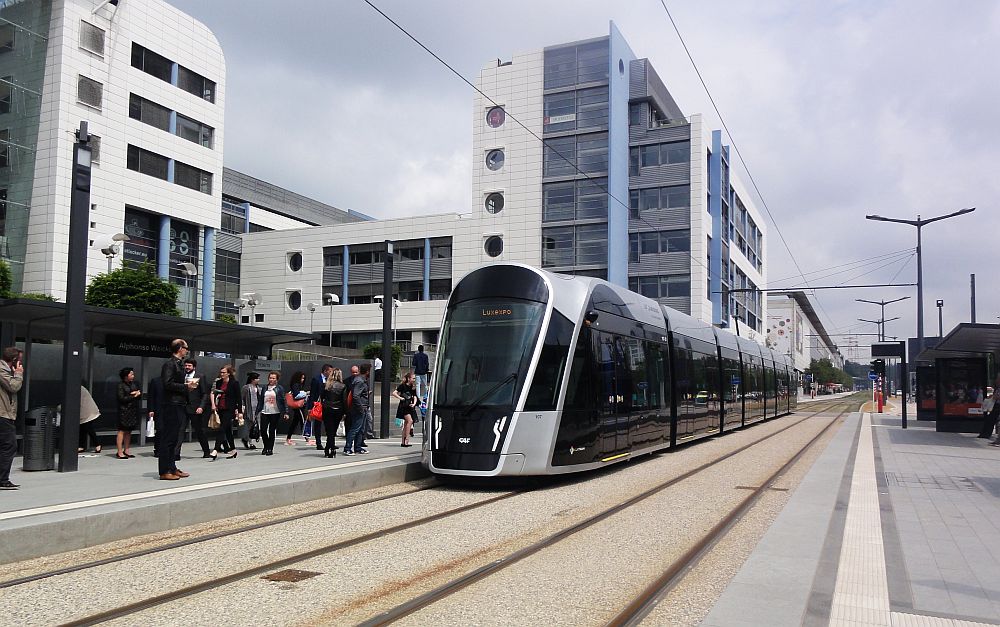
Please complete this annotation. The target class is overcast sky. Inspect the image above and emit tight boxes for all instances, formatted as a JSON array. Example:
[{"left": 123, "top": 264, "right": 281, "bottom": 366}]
[{"left": 168, "top": 0, "right": 999, "bottom": 361}]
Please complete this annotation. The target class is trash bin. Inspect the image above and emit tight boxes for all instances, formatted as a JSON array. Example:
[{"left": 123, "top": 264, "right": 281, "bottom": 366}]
[{"left": 22, "top": 407, "right": 56, "bottom": 471}]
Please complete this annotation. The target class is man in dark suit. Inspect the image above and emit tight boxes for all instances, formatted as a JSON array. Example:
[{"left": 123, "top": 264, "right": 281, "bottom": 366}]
[
  {"left": 158, "top": 339, "right": 197, "bottom": 480},
  {"left": 307, "top": 364, "right": 333, "bottom": 451},
  {"left": 178, "top": 358, "right": 211, "bottom": 459}
]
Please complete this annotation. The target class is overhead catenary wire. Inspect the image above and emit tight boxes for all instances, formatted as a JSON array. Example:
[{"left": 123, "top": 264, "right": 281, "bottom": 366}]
[
  {"left": 360, "top": 0, "right": 727, "bottom": 293},
  {"left": 764, "top": 247, "right": 915, "bottom": 289}
]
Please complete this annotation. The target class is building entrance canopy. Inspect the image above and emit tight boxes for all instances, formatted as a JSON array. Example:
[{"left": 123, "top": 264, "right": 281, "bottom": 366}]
[{"left": 0, "top": 298, "right": 312, "bottom": 357}]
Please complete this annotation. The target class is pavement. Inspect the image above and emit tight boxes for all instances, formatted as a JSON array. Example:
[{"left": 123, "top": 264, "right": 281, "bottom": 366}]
[
  {"left": 0, "top": 428, "right": 426, "bottom": 565},
  {"left": 702, "top": 409, "right": 1000, "bottom": 627}
]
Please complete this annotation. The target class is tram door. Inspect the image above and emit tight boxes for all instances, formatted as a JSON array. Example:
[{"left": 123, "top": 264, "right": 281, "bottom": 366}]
[{"left": 595, "top": 332, "right": 631, "bottom": 458}]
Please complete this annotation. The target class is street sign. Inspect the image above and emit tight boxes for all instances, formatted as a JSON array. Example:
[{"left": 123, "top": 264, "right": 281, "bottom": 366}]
[{"left": 868, "top": 371, "right": 878, "bottom": 381}]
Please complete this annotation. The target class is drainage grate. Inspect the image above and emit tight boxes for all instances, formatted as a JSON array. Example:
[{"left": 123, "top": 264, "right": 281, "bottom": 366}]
[
  {"left": 262, "top": 569, "right": 323, "bottom": 583},
  {"left": 884, "top": 473, "right": 981, "bottom": 492}
]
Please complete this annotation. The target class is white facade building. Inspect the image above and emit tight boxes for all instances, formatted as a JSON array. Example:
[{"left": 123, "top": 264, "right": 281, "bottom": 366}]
[{"left": 767, "top": 292, "right": 843, "bottom": 372}]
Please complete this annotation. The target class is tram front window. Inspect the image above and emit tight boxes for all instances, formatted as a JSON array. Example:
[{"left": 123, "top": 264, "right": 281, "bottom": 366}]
[{"left": 435, "top": 299, "right": 545, "bottom": 411}]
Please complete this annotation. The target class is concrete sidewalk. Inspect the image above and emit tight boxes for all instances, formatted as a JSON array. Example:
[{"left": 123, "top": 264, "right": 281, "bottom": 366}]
[
  {"left": 702, "top": 412, "right": 1000, "bottom": 626},
  {"left": 0, "top": 434, "right": 427, "bottom": 565}
]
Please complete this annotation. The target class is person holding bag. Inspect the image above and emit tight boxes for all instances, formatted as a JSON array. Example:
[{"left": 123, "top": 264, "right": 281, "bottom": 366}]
[
  {"left": 283, "top": 371, "right": 308, "bottom": 447},
  {"left": 258, "top": 371, "right": 287, "bottom": 456},
  {"left": 392, "top": 371, "right": 420, "bottom": 448},
  {"left": 240, "top": 372, "right": 262, "bottom": 449},
  {"left": 209, "top": 365, "right": 241, "bottom": 460},
  {"left": 320, "top": 369, "right": 347, "bottom": 458}
]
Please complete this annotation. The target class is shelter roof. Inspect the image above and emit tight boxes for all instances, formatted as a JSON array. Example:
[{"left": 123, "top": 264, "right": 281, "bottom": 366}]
[
  {"left": 916, "top": 323, "right": 1000, "bottom": 362},
  {"left": 0, "top": 299, "right": 312, "bottom": 356}
]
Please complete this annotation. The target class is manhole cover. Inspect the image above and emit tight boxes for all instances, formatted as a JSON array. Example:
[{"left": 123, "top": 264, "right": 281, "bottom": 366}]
[
  {"left": 884, "top": 473, "right": 981, "bottom": 492},
  {"left": 262, "top": 569, "right": 322, "bottom": 583}
]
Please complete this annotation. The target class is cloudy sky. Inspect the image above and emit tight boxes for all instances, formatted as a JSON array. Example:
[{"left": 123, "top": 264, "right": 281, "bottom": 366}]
[{"left": 169, "top": 0, "right": 999, "bottom": 361}]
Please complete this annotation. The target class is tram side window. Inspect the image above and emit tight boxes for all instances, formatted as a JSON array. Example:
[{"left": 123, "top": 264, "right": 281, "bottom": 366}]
[
  {"left": 721, "top": 355, "right": 741, "bottom": 402},
  {"left": 525, "top": 312, "right": 575, "bottom": 411},
  {"left": 563, "top": 328, "right": 598, "bottom": 411},
  {"left": 643, "top": 340, "right": 667, "bottom": 409},
  {"left": 673, "top": 344, "right": 695, "bottom": 415}
]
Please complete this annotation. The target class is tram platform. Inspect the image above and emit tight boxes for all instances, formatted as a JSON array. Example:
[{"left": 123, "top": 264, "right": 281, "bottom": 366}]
[
  {"left": 702, "top": 411, "right": 1000, "bottom": 627},
  {"left": 0, "top": 436, "right": 425, "bottom": 565}
]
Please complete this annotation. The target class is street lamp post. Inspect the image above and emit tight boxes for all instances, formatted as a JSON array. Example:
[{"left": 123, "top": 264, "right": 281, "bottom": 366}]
[
  {"left": 324, "top": 293, "right": 339, "bottom": 347},
  {"left": 306, "top": 302, "right": 318, "bottom": 344},
  {"left": 100, "top": 233, "right": 130, "bottom": 273},
  {"left": 936, "top": 299, "right": 944, "bottom": 337},
  {"left": 858, "top": 316, "right": 899, "bottom": 343},
  {"left": 242, "top": 292, "right": 260, "bottom": 326},
  {"left": 855, "top": 296, "right": 909, "bottom": 342},
  {"left": 865, "top": 208, "right": 975, "bottom": 357}
]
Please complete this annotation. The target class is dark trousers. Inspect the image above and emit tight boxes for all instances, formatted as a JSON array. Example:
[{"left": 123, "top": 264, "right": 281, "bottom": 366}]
[
  {"left": 323, "top": 407, "right": 343, "bottom": 454},
  {"left": 261, "top": 413, "right": 280, "bottom": 452},
  {"left": 0, "top": 418, "right": 15, "bottom": 482},
  {"left": 979, "top": 404, "right": 1000, "bottom": 438},
  {"left": 214, "top": 409, "right": 236, "bottom": 453},
  {"left": 158, "top": 405, "right": 183, "bottom": 476},
  {"left": 78, "top": 421, "right": 98, "bottom": 450},
  {"left": 284, "top": 407, "right": 303, "bottom": 440},
  {"left": 180, "top": 412, "right": 211, "bottom": 456},
  {"left": 345, "top": 410, "right": 367, "bottom": 453}
]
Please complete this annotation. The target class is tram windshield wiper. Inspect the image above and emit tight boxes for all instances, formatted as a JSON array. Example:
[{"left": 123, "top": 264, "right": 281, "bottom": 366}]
[{"left": 463, "top": 372, "right": 517, "bottom": 416}]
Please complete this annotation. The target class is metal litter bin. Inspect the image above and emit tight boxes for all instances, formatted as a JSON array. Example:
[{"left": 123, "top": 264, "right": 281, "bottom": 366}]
[{"left": 22, "top": 407, "right": 56, "bottom": 471}]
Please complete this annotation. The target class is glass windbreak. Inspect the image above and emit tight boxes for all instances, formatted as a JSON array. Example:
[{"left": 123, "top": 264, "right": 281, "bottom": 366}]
[{"left": 435, "top": 298, "right": 545, "bottom": 410}]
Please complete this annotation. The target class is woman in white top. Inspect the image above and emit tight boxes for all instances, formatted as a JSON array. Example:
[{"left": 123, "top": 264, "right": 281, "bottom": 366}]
[{"left": 256, "top": 371, "right": 287, "bottom": 455}]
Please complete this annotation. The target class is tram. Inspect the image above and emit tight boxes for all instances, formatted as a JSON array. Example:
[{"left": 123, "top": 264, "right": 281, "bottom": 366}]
[{"left": 425, "top": 264, "right": 798, "bottom": 477}]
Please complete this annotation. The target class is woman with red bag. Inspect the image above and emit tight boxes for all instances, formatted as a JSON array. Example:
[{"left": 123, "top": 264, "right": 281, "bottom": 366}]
[{"left": 283, "top": 371, "right": 308, "bottom": 446}]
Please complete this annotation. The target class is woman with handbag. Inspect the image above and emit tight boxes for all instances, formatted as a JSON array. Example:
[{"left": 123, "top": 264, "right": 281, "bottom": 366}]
[
  {"left": 258, "top": 371, "right": 287, "bottom": 455},
  {"left": 209, "top": 365, "right": 242, "bottom": 460},
  {"left": 321, "top": 369, "right": 346, "bottom": 458},
  {"left": 115, "top": 368, "right": 142, "bottom": 458},
  {"left": 283, "top": 371, "right": 308, "bottom": 446},
  {"left": 240, "top": 372, "right": 262, "bottom": 449},
  {"left": 392, "top": 371, "right": 420, "bottom": 448}
]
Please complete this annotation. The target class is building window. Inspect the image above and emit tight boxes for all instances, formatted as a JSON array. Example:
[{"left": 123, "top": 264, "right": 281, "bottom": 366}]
[
  {"left": 628, "top": 275, "right": 690, "bottom": 299},
  {"left": 544, "top": 40, "right": 608, "bottom": 89},
  {"left": 634, "top": 229, "right": 691, "bottom": 256},
  {"left": 122, "top": 207, "right": 159, "bottom": 268},
  {"left": 174, "top": 161, "right": 212, "bottom": 194},
  {"left": 131, "top": 43, "right": 172, "bottom": 82},
  {"left": 629, "top": 190, "right": 639, "bottom": 219},
  {"left": 287, "top": 252, "right": 302, "bottom": 272},
  {"left": 0, "top": 188, "right": 6, "bottom": 237},
  {"left": 543, "top": 132, "right": 607, "bottom": 177},
  {"left": 79, "top": 21, "right": 105, "bottom": 56},
  {"left": 486, "top": 106, "right": 505, "bottom": 128},
  {"left": 322, "top": 248, "right": 342, "bottom": 266},
  {"left": 634, "top": 140, "right": 690, "bottom": 171},
  {"left": 429, "top": 279, "right": 452, "bottom": 300},
  {"left": 128, "top": 93, "right": 170, "bottom": 131},
  {"left": 220, "top": 212, "right": 243, "bottom": 235},
  {"left": 629, "top": 147, "right": 639, "bottom": 176},
  {"left": 126, "top": 145, "right": 168, "bottom": 181},
  {"left": 175, "top": 113, "right": 214, "bottom": 148},
  {"left": 0, "top": 24, "right": 13, "bottom": 54},
  {"left": 485, "top": 148, "right": 504, "bottom": 171},
  {"left": 248, "top": 223, "right": 272, "bottom": 233},
  {"left": 177, "top": 65, "right": 216, "bottom": 102},
  {"left": 542, "top": 225, "right": 606, "bottom": 267},
  {"left": 542, "top": 178, "right": 607, "bottom": 222},
  {"left": 214, "top": 248, "right": 241, "bottom": 316},
  {"left": 485, "top": 192, "right": 504, "bottom": 214},
  {"left": 628, "top": 233, "right": 638, "bottom": 263},
  {"left": 543, "top": 86, "right": 608, "bottom": 133},
  {"left": 0, "top": 77, "right": 10, "bottom": 114},
  {"left": 0, "top": 129, "right": 7, "bottom": 168},
  {"left": 430, "top": 243, "right": 452, "bottom": 259},
  {"left": 484, "top": 235, "right": 503, "bottom": 258},
  {"left": 629, "top": 103, "right": 643, "bottom": 126},
  {"left": 395, "top": 245, "right": 423, "bottom": 262},
  {"left": 77, "top": 75, "right": 103, "bottom": 109},
  {"left": 287, "top": 290, "right": 302, "bottom": 311}
]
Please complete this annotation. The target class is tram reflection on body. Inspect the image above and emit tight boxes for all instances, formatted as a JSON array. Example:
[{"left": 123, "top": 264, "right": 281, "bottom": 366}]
[{"left": 424, "top": 264, "right": 799, "bottom": 477}]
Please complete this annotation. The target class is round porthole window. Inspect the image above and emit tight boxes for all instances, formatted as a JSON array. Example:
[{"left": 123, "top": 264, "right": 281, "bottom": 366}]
[
  {"left": 287, "top": 291, "right": 302, "bottom": 311},
  {"left": 486, "top": 106, "right": 505, "bottom": 128},
  {"left": 485, "top": 149, "right": 505, "bottom": 171},
  {"left": 287, "top": 252, "right": 303, "bottom": 272},
  {"left": 484, "top": 236, "right": 503, "bottom": 257},
  {"left": 485, "top": 192, "right": 504, "bottom": 214}
]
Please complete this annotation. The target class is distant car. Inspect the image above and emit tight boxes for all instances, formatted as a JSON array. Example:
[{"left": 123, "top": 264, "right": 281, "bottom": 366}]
[{"left": 695, "top": 391, "right": 709, "bottom": 405}]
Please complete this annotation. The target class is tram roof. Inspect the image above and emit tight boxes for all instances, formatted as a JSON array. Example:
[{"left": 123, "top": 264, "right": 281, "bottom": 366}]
[
  {"left": 915, "top": 322, "right": 1000, "bottom": 362},
  {"left": 0, "top": 298, "right": 313, "bottom": 357}
]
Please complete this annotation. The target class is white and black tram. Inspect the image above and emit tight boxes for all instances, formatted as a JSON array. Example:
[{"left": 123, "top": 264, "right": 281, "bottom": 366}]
[{"left": 425, "top": 264, "right": 799, "bottom": 477}]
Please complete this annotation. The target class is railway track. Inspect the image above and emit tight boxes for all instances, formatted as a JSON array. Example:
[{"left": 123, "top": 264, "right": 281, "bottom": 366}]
[
  {"left": 38, "top": 397, "right": 855, "bottom": 626},
  {"left": 358, "top": 397, "right": 858, "bottom": 626}
]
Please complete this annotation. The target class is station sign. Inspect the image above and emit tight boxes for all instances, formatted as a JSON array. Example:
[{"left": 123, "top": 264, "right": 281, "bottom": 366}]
[
  {"left": 255, "top": 359, "right": 282, "bottom": 371},
  {"left": 871, "top": 342, "right": 905, "bottom": 358},
  {"left": 105, "top": 335, "right": 173, "bottom": 357}
]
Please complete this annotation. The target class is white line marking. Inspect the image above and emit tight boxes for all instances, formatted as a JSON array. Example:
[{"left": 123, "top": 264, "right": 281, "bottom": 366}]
[{"left": 0, "top": 453, "right": 420, "bottom": 522}]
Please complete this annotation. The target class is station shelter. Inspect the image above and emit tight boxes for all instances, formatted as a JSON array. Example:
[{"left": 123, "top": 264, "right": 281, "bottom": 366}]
[
  {"left": 0, "top": 298, "right": 314, "bottom": 449},
  {"left": 913, "top": 323, "right": 1000, "bottom": 433}
]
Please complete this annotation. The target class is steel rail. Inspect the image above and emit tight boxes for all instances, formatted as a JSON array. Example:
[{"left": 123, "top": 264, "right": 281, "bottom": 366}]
[
  {"left": 607, "top": 407, "right": 851, "bottom": 626},
  {"left": 359, "top": 397, "right": 859, "bottom": 626},
  {"left": 1, "top": 484, "right": 435, "bottom": 590},
  {"left": 57, "top": 491, "right": 522, "bottom": 627}
]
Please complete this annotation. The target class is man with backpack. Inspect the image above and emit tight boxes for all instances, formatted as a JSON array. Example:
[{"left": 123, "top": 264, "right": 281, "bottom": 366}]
[{"left": 343, "top": 364, "right": 370, "bottom": 456}]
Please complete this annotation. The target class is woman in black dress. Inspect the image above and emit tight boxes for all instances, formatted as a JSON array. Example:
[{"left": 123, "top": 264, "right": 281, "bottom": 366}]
[
  {"left": 116, "top": 367, "right": 142, "bottom": 459},
  {"left": 321, "top": 368, "right": 346, "bottom": 458},
  {"left": 392, "top": 371, "right": 420, "bottom": 447},
  {"left": 209, "top": 365, "right": 242, "bottom": 459}
]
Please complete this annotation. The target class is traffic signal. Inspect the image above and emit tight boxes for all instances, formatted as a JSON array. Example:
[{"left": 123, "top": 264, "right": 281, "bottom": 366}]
[{"left": 871, "top": 359, "right": 886, "bottom": 377}]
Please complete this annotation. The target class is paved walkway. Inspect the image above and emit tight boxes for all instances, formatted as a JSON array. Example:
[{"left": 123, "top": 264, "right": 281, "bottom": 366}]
[{"left": 703, "top": 412, "right": 1000, "bottom": 627}]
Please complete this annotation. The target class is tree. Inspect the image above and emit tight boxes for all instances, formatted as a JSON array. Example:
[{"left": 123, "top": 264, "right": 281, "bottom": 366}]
[
  {"left": 217, "top": 313, "right": 237, "bottom": 324},
  {"left": 0, "top": 260, "right": 11, "bottom": 298},
  {"left": 806, "top": 358, "right": 853, "bottom": 387},
  {"left": 86, "top": 263, "right": 180, "bottom": 316},
  {"left": 363, "top": 342, "right": 403, "bottom": 381}
]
